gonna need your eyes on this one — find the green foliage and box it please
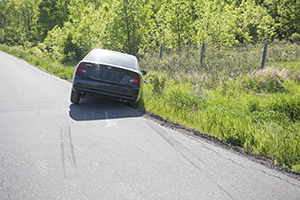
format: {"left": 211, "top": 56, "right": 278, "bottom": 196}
{"left": 147, "top": 72, "right": 167, "bottom": 94}
{"left": 36, "top": 0, "right": 70, "bottom": 41}
{"left": 0, "top": 0, "right": 39, "bottom": 45}
{"left": 291, "top": 33, "right": 300, "bottom": 44}
{"left": 267, "top": 96, "right": 300, "bottom": 123}
{"left": 0, "top": 44, "right": 75, "bottom": 81}
{"left": 62, "top": 31, "right": 82, "bottom": 62}
{"left": 277, "top": 0, "right": 300, "bottom": 39}
{"left": 292, "top": 164, "right": 300, "bottom": 172}
{"left": 156, "top": 0, "right": 195, "bottom": 50}
{"left": 234, "top": 0, "right": 275, "bottom": 43}
{"left": 1, "top": 0, "right": 300, "bottom": 51}
{"left": 109, "top": 0, "right": 142, "bottom": 53}
{"left": 194, "top": 0, "right": 239, "bottom": 46}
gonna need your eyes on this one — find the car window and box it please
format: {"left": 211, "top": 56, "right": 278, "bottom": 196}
{"left": 84, "top": 49, "right": 139, "bottom": 71}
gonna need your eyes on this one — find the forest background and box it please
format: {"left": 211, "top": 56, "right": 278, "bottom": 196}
{"left": 1, "top": 0, "right": 300, "bottom": 173}
{"left": 1, "top": 0, "right": 300, "bottom": 59}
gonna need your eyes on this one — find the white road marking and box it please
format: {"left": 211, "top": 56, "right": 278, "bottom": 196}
{"left": 105, "top": 111, "right": 117, "bottom": 128}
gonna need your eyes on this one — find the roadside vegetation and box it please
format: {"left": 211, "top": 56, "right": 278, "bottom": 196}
{"left": 140, "top": 43, "right": 300, "bottom": 172}
{"left": 0, "top": 44, "right": 75, "bottom": 82}
{"left": 1, "top": 0, "right": 300, "bottom": 172}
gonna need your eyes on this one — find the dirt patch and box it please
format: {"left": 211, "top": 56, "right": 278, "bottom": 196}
{"left": 143, "top": 111, "right": 300, "bottom": 181}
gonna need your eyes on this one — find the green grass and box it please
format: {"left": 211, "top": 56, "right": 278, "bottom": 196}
{"left": 140, "top": 42, "right": 300, "bottom": 171}
{"left": 0, "top": 44, "right": 76, "bottom": 82}
{"left": 143, "top": 71, "right": 300, "bottom": 170}
{"left": 1, "top": 43, "right": 300, "bottom": 172}
{"left": 271, "top": 59, "right": 300, "bottom": 70}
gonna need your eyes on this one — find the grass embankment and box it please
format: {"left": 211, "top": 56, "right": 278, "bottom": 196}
{"left": 1, "top": 43, "right": 300, "bottom": 172}
{"left": 0, "top": 44, "right": 75, "bottom": 82}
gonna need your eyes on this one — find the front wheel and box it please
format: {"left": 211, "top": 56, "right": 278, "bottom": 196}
{"left": 70, "top": 89, "right": 80, "bottom": 104}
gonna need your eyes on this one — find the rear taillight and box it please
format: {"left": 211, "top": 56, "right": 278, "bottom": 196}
{"left": 129, "top": 73, "right": 140, "bottom": 86}
{"left": 76, "top": 63, "right": 87, "bottom": 75}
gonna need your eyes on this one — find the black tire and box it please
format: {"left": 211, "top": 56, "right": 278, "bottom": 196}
{"left": 70, "top": 89, "right": 80, "bottom": 104}
{"left": 130, "top": 99, "right": 140, "bottom": 108}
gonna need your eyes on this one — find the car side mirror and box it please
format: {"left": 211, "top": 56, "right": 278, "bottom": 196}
{"left": 141, "top": 70, "right": 147, "bottom": 75}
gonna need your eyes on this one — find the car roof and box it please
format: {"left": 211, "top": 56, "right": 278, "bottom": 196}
{"left": 83, "top": 49, "right": 139, "bottom": 71}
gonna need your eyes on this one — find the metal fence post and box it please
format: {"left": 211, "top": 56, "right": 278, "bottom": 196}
{"left": 261, "top": 41, "right": 268, "bottom": 69}
{"left": 200, "top": 43, "right": 205, "bottom": 66}
{"left": 160, "top": 44, "right": 163, "bottom": 58}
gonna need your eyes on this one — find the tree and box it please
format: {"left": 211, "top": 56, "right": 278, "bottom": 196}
{"left": 43, "top": 0, "right": 109, "bottom": 61}
{"left": 108, "top": 0, "right": 142, "bottom": 54}
{"left": 1, "top": 0, "right": 35, "bottom": 45}
{"left": 1, "top": 0, "right": 296, "bottom": 55}
{"left": 0, "top": 0, "right": 8, "bottom": 43}
{"left": 36, "top": 0, "right": 70, "bottom": 41}
{"left": 235, "top": 0, "right": 275, "bottom": 43}
{"left": 277, "top": 0, "right": 300, "bottom": 39}
{"left": 194, "top": 0, "right": 239, "bottom": 46}
{"left": 156, "top": 0, "right": 195, "bottom": 50}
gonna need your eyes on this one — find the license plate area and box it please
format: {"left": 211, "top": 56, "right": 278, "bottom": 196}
{"left": 95, "top": 67, "right": 123, "bottom": 83}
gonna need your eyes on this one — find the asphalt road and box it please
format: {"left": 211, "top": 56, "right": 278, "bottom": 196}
{"left": 0, "top": 50, "right": 300, "bottom": 200}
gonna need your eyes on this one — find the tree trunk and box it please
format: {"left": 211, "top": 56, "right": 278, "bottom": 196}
{"left": 124, "top": 0, "right": 130, "bottom": 53}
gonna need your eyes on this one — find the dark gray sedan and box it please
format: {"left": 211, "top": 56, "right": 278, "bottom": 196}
{"left": 71, "top": 49, "right": 146, "bottom": 107}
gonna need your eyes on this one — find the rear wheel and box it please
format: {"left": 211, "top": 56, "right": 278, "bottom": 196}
{"left": 70, "top": 89, "right": 80, "bottom": 104}
{"left": 130, "top": 99, "right": 140, "bottom": 108}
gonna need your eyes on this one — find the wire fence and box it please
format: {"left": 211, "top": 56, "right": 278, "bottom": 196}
{"left": 138, "top": 42, "right": 300, "bottom": 88}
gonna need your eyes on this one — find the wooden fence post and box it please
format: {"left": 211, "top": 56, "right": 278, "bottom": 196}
{"left": 261, "top": 41, "right": 268, "bottom": 69}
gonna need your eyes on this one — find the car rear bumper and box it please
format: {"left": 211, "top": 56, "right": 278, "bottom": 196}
{"left": 72, "top": 76, "right": 140, "bottom": 102}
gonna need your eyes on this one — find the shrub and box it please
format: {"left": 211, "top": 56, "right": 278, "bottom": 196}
{"left": 291, "top": 33, "right": 300, "bottom": 44}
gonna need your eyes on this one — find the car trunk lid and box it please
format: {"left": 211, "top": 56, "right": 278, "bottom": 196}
{"left": 84, "top": 63, "right": 134, "bottom": 85}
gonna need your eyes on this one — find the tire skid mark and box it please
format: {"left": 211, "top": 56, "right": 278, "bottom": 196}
{"left": 0, "top": 179, "right": 4, "bottom": 189}
{"left": 60, "top": 126, "right": 77, "bottom": 179}
{"left": 0, "top": 156, "right": 7, "bottom": 190}
{"left": 146, "top": 120, "right": 249, "bottom": 200}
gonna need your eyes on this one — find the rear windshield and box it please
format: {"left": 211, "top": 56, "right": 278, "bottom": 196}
{"left": 84, "top": 49, "right": 139, "bottom": 71}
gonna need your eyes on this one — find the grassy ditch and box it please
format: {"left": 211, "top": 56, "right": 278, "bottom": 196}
{"left": 1, "top": 43, "right": 300, "bottom": 172}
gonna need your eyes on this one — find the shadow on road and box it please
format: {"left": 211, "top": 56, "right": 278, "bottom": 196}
{"left": 69, "top": 95, "right": 144, "bottom": 121}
